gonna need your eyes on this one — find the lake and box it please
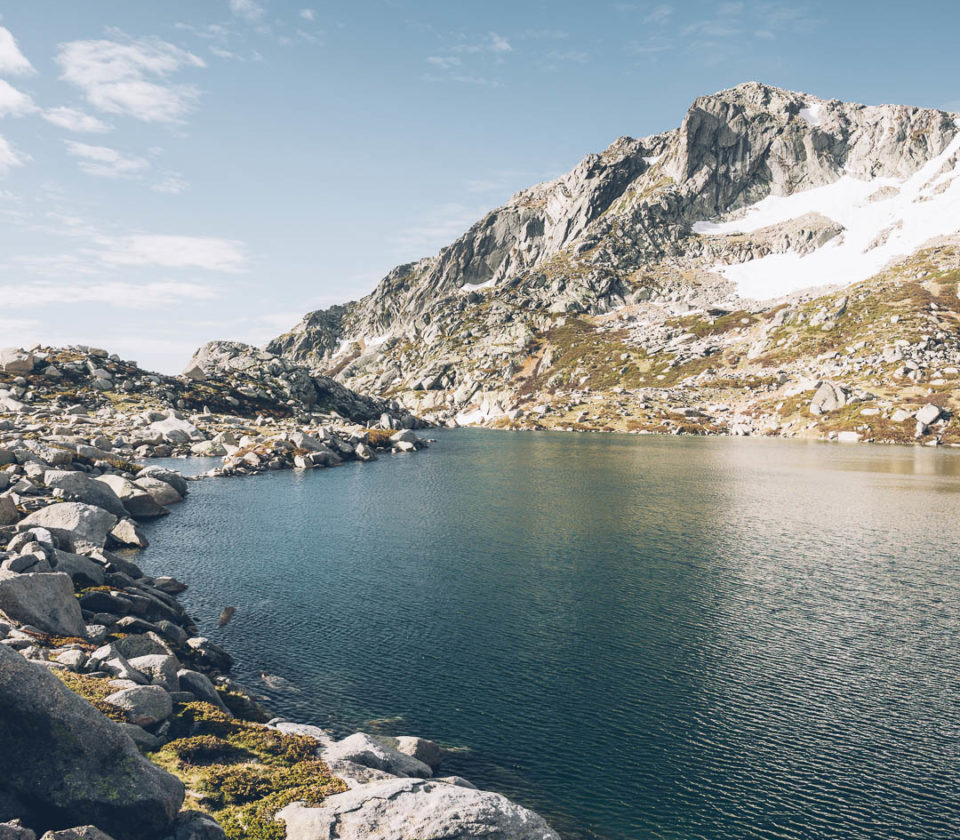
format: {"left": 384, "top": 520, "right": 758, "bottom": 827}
{"left": 144, "top": 431, "right": 960, "bottom": 840}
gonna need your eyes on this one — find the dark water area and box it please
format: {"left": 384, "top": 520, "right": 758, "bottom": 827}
{"left": 144, "top": 431, "right": 960, "bottom": 840}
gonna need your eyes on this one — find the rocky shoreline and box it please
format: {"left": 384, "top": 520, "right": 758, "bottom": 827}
{"left": 0, "top": 344, "right": 560, "bottom": 840}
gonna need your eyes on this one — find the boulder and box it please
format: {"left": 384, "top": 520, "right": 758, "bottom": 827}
{"left": 135, "top": 468, "right": 187, "bottom": 498}
{"left": 176, "top": 670, "right": 230, "bottom": 714}
{"left": 38, "top": 827, "right": 116, "bottom": 840}
{"left": 0, "top": 645, "right": 184, "bottom": 839}
{"left": 0, "top": 497, "right": 18, "bottom": 527}
{"left": 277, "top": 778, "right": 560, "bottom": 840}
{"left": 391, "top": 736, "right": 443, "bottom": 772}
{"left": 165, "top": 812, "right": 225, "bottom": 840}
{"left": 0, "top": 571, "right": 86, "bottom": 637}
{"left": 915, "top": 403, "right": 943, "bottom": 426}
{"left": 127, "top": 655, "right": 180, "bottom": 692}
{"left": 147, "top": 416, "right": 203, "bottom": 445}
{"left": 108, "top": 520, "right": 148, "bottom": 549}
{"left": 94, "top": 477, "right": 167, "bottom": 520}
{"left": 322, "top": 733, "right": 433, "bottom": 779}
{"left": 43, "top": 473, "right": 127, "bottom": 519}
{"left": 809, "top": 381, "right": 847, "bottom": 415}
{"left": 0, "top": 820, "right": 35, "bottom": 839}
{"left": 18, "top": 504, "right": 117, "bottom": 551}
{"left": 132, "top": 477, "right": 182, "bottom": 507}
{"left": 0, "top": 349, "right": 34, "bottom": 375}
{"left": 50, "top": 550, "right": 105, "bottom": 588}
{"left": 102, "top": 685, "right": 173, "bottom": 728}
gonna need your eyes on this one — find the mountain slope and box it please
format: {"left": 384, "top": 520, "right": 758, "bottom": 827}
{"left": 268, "top": 82, "right": 960, "bottom": 444}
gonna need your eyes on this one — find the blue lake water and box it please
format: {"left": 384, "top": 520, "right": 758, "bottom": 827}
{"left": 144, "top": 431, "right": 960, "bottom": 840}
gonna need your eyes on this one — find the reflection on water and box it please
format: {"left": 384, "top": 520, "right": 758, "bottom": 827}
{"left": 146, "top": 433, "right": 960, "bottom": 840}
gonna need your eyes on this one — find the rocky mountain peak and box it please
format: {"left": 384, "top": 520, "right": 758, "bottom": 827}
{"left": 266, "top": 82, "right": 960, "bottom": 437}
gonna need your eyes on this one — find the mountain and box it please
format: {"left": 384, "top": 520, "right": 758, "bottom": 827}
{"left": 267, "top": 82, "right": 960, "bottom": 444}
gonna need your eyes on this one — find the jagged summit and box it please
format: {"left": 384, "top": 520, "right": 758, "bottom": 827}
{"left": 264, "top": 83, "right": 960, "bottom": 439}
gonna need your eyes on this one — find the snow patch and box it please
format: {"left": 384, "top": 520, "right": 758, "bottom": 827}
{"left": 363, "top": 333, "right": 391, "bottom": 348}
{"left": 694, "top": 123, "right": 960, "bottom": 299}
{"left": 799, "top": 102, "right": 822, "bottom": 126}
{"left": 643, "top": 154, "right": 662, "bottom": 166}
{"left": 461, "top": 277, "right": 497, "bottom": 291}
{"left": 455, "top": 408, "right": 487, "bottom": 426}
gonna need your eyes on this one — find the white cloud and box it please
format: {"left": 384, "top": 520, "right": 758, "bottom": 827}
{"left": 300, "top": 9, "right": 316, "bottom": 21}
{"left": 56, "top": 37, "right": 205, "bottom": 124}
{"left": 391, "top": 203, "right": 485, "bottom": 258}
{"left": 0, "top": 27, "right": 34, "bottom": 76}
{"left": 645, "top": 4, "right": 674, "bottom": 24}
{"left": 0, "top": 134, "right": 26, "bottom": 176}
{"left": 151, "top": 173, "right": 189, "bottom": 194}
{"left": 96, "top": 234, "right": 247, "bottom": 272}
{"left": 230, "top": 0, "right": 266, "bottom": 20}
{"left": 0, "top": 80, "right": 37, "bottom": 117}
{"left": 64, "top": 141, "right": 150, "bottom": 179}
{"left": 0, "top": 279, "right": 218, "bottom": 309}
{"left": 43, "top": 106, "right": 111, "bottom": 133}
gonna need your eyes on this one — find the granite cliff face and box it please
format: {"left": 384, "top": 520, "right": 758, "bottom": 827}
{"left": 269, "top": 83, "right": 960, "bottom": 444}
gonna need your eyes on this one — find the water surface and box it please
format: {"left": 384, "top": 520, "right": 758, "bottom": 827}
{"left": 145, "top": 431, "right": 960, "bottom": 840}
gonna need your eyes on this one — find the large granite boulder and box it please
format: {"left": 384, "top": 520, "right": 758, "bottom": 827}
{"left": 17, "top": 504, "right": 117, "bottom": 551}
{"left": 0, "top": 645, "right": 184, "bottom": 839}
{"left": 93, "top": 477, "right": 167, "bottom": 520}
{"left": 277, "top": 778, "right": 560, "bottom": 840}
{"left": 0, "top": 571, "right": 86, "bottom": 636}
{"left": 322, "top": 733, "right": 433, "bottom": 779}
{"left": 42, "top": 473, "right": 127, "bottom": 520}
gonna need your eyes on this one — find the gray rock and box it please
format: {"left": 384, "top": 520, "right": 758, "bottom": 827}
{"left": 176, "top": 670, "right": 230, "bottom": 714}
{"left": 391, "top": 736, "right": 443, "bottom": 772}
{"left": 18, "top": 504, "right": 117, "bottom": 551}
{"left": 94, "top": 477, "right": 168, "bottom": 520}
{"left": 809, "top": 381, "right": 847, "bottom": 415}
{"left": 132, "top": 477, "right": 182, "bottom": 507}
{"left": 51, "top": 550, "right": 105, "bottom": 587}
{"left": 0, "top": 571, "right": 86, "bottom": 637}
{"left": 0, "top": 497, "right": 19, "bottom": 527}
{"left": 117, "top": 723, "right": 162, "bottom": 752}
{"left": 166, "top": 812, "right": 225, "bottom": 840}
{"left": 127, "top": 655, "right": 180, "bottom": 692}
{"left": 277, "top": 777, "right": 560, "bottom": 840}
{"left": 322, "top": 733, "right": 433, "bottom": 779}
{"left": 0, "top": 644, "right": 183, "bottom": 839}
{"left": 0, "top": 821, "right": 35, "bottom": 839}
{"left": 0, "top": 349, "right": 34, "bottom": 375}
{"left": 108, "top": 519, "right": 149, "bottom": 549}
{"left": 915, "top": 403, "right": 943, "bottom": 425}
{"left": 102, "top": 685, "right": 173, "bottom": 727}
{"left": 135, "top": 468, "right": 187, "bottom": 498}
{"left": 43, "top": 472, "right": 127, "bottom": 519}
{"left": 39, "top": 827, "right": 116, "bottom": 840}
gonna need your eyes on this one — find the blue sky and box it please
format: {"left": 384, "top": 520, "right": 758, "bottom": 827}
{"left": 0, "top": 0, "right": 958, "bottom": 373}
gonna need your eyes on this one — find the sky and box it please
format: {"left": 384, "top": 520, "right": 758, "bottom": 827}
{"left": 0, "top": 0, "right": 958, "bottom": 374}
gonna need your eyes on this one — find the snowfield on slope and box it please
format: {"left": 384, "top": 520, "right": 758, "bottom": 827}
{"left": 694, "top": 121, "right": 960, "bottom": 299}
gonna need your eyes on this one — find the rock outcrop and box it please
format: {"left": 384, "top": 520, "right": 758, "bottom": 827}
{"left": 0, "top": 645, "right": 184, "bottom": 840}
{"left": 277, "top": 778, "right": 561, "bottom": 840}
{"left": 265, "top": 83, "right": 960, "bottom": 445}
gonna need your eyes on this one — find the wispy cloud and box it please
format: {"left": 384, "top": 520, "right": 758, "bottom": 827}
{"left": 151, "top": 173, "right": 190, "bottom": 194}
{"left": 43, "top": 106, "right": 112, "bottom": 133}
{"left": 0, "top": 79, "right": 37, "bottom": 117}
{"left": 390, "top": 202, "right": 485, "bottom": 259}
{"left": 300, "top": 9, "right": 316, "bottom": 21}
{"left": 0, "top": 279, "right": 218, "bottom": 308}
{"left": 0, "top": 26, "right": 35, "bottom": 75}
{"left": 425, "top": 31, "right": 514, "bottom": 86}
{"left": 56, "top": 36, "right": 205, "bottom": 124}
{"left": 0, "top": 135, "right": 27, "bottom": 176}
{"left": 64, "top": 141, "right": 150, "bottom": 179}
{"left": 229, "top": 0, "right": 266, "bottom": 21}
{"left": 95, "top": 234, "right": 248, "bottom": 272}
{"left": 629, "top": 1, "right": 816, "bottom": 64}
